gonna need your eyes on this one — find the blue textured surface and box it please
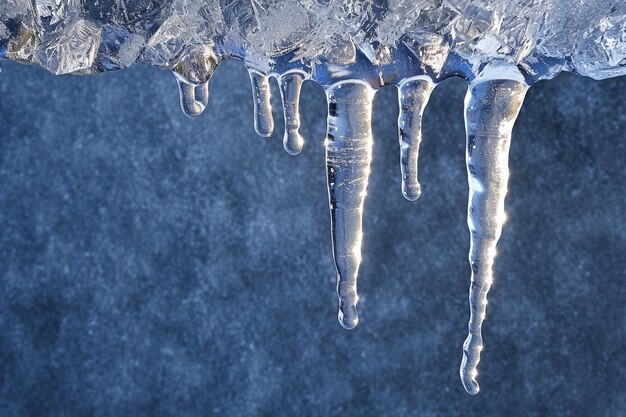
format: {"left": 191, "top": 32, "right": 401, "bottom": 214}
{"left": 0, "top": 60, "right": 625, "bottom": 416}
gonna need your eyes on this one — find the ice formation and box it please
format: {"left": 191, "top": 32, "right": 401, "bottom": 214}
{"left": 1, "top": 0, "right": 625, "bottom": 395}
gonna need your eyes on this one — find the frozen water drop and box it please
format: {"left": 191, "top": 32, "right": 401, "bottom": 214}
{"left": 249, "top": 70, "right": 274, "bottom": 137}
{"left": 460, "top": 74, "right": 528, "bottom": 395}
{"left": 397, "top": 77, "right": 434, "bottom": 201}
{"left": 176, "top": 78, "right": 209, "bottom": 118}
{"left": 325, "top": 81, "right": 375, "bottom": 330}
{"left": 172, "top": 46, "right": 220, "bottom": 117}
{"left": 279, "top": 72, "right": 305, "bottom": 155}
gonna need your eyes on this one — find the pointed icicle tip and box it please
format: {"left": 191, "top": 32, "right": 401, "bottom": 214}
{"left": 324, "top": 81, "right": 375, "bottom": 330}
{"left": 397, "top": 77, "right": 434, "bottom": 201}
{"left": 279, "top": 72, "right": 305, "bottom": 155}
{"left": 249, "top": 70, "right": 274, "bottom": 138}
{"left": 460, "top": 76, "right": 528, "bottom": 395}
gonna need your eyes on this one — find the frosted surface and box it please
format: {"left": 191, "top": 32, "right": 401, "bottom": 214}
{"left": 0, "top": 0, "right": 624, "bottom": 80}
{"left": 1, "top": 0, "right": 625, "bottom": 395}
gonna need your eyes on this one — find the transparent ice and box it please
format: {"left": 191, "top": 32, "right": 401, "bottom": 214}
{"left": 1, "top": 0, "right": 625, "bottom": 395}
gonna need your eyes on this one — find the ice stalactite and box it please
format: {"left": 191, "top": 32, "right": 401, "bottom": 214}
{"left": 176, "top": 79, "right": 209, "bottom": 118}
{"left": 249, "top": 70, "right": 274, "bottom": 137}
{"left": 279, "top": 72, "right": 305, "bottom": 155}
{"left": 325, "top": 81, "right": 375, "bottom": 330}
{"left": 172, "top": 47, "right": 219, "bottom": 119}
{"left": 460, "top": 75, "right": 528, "bottom": 395}
{"left": 397, "top": 77, "right": 435, "bottom": 201}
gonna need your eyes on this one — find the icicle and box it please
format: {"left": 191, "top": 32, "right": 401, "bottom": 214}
{"left": 172, "top": 46, "right": 219, "bottom": 118}
{"left": 460, "top": 77, "right": 528, "bottom": 395}
{"left": 279, "top": 72, "right": 304, "bottom": 155}
{"left": 325, "top": 81, "right": 375, "bottom": 329}
{"left": 397, "top": 77, "right": 434, "bottom": 200}
{"left": 249, "top": 70, "right": 274, "bottom": 137}
{"left": 176, "top": 79, "right": 209, "bottom": 118}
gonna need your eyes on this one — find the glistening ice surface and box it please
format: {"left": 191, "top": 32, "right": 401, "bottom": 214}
{"left": 1, "top": 0, "right": 625, "bottom": 394}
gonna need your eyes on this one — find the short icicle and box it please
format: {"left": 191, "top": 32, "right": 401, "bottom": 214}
{"left": 249, "top": 70, "right": 274, "bottom": 137}
{"left": 176, "top": 79, "right": 209, "bottom": 118}
{"left": 279, "top": 72, "right": 305, "bottom": 155}
{"left": 397, "top": 77, "right": 434, "bottom": 200}
{"left": 460, "top": 77, "right": 528, "bottom": 395}
{"left": 325, "top": 81, "right": 375, "bottom": 329}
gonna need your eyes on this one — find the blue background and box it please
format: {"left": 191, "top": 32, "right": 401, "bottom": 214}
{"left": 0, "top": 60, "right": 625, "bottom": 416}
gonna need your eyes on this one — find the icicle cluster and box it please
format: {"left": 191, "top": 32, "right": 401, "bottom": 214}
{"left": 1, "top": 0, "right": 625, "bottom": 395}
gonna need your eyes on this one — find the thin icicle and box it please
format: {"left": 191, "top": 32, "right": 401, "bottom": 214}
{"left": 325, "top": 81, "right": 375, "bottom": 329}
{"left": 397, "top": 77, "right": 434, "bottom": 200}
{"left": 279, "top": 72, "right": 304, "bottom": 155}
{"left": 249, "top": 70, "right": 274, "bottom": 137}
{"left": 460, "top": 77, "right": 528, "bottom": 395}
{"left": 176, "top": 79, "right": 209, "bottom": 118}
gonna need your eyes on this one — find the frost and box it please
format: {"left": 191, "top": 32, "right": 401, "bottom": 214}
{"left": 37, "top": 19, "right": 102, "bottom": 74}
{"left": 0, "top": 0, "right": 622, "bottom": 79}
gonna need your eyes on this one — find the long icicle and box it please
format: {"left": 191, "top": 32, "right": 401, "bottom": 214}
{"left": 249, "top": 70, "right": 274, "bottom": 137}
{"left": 397, "top": 77, "right": 434, "bottom": 200}
{"left": 460, "top": 77, "right": 528, "bottom": 394}
{"left": 325, "top": 82, "right": 375, "bottom": 329}
{"left": 279, "top": 72, "right": 305, "bottom": 155}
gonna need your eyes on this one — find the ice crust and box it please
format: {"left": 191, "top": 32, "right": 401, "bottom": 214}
{"left": 0, "top": 0, "right": 624, "bottom": 81}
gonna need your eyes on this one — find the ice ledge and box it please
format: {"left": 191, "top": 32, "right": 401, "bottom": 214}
{"left": 0, "top": 1, "right": 624, "bottom": 83}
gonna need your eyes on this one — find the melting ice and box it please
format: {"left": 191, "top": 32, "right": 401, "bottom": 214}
{"left": 1, "top": 0, "right": 625, "bottom": 395}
